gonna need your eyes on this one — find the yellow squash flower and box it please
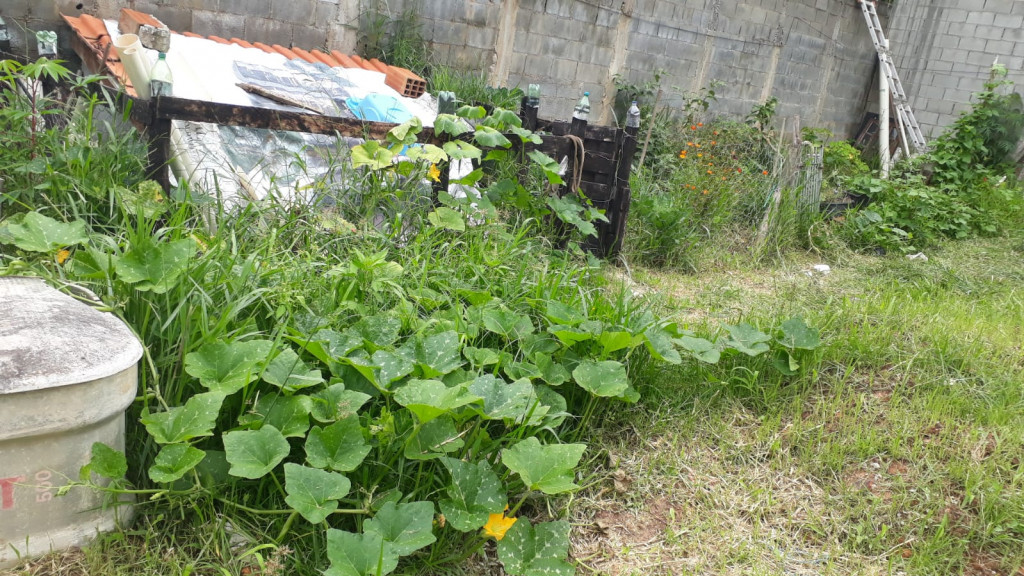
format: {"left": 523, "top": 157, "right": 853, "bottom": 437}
{"left": 56, "top": 249, "right": 71, "bottom": 264}
{"left": 482, "top": 511, "right": 517, "bottom": 540}
{"left": 428, "top": 164, "right": 441, "bottom": 182}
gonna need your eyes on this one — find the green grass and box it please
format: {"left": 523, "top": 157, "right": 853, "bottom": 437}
{"left": 573, "top": 232, "right": 1024, "bottom": 575}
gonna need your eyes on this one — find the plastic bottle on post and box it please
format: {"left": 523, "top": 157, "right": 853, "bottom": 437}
{"left": 572, "top": 91, "right": 590, "bottom": 121}
{"left": 626, "top": 100, "right": 641, "bottom": 128}
{"left": 150, "top": 52, "right": 173, "bottom": 97}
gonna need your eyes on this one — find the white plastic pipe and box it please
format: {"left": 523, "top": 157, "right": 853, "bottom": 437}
{"left": 120, "top": 46, "right": 152, "bottom": 100}
{"left": 879, "top": 59, "right": 891, "bottom": 178}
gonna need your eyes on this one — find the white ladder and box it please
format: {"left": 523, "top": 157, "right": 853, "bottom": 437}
{"left": 858, "top": 0, "right": 926, "bottom": 156}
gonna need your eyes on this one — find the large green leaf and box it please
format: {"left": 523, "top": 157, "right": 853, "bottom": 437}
{"left": 394, "top": 379, "right": 479, "bottom": 424}
{"left": 223, "top": 425, "right": 290, "bottom": 479}
{"left": 598, "top": 331, "right": 636, "bottom": 356}
{"left": 442, "top": 140, "right": 482, "bottom": 161}
{"left": 427, "top": 207, "right": 466, "bottom": 232}
{"left": 722, "top": 323, "right": 771, "bottom": 356}
{"left": 305, "top": 416, "right": 371, "bottom": 472}
{"left": 184, "top": 339, "right": 274, "bottom": 394}
{"left": 404, "top": 415, "right": 464, "bottom": 460}
{"left": 325, "top": 529, "right": 398, "bottom": 576}
{"left": 82, "top": 442, "right": 127, "bottom": 480}
{"left": 498, "top": 519, "right": 574, "bottom": 576}
{"left": 547, "top": 325, "right": 593, "bottom": 346}
{"left": 572, "top": 360, "right": 628, "bottom": 398}
{"left": 482, "top": 308, "right": 535, "bottom": 340}
{"left": 351, "top": 315, "right": 402, "bottom": 349}
{"left": 263, "top": 348, "right": 324, "bottom": 393}
{"left": 778, "top": 317, "right": 821, "bottom": 350}
{"left": 310, "top": 382, "right": 372, "bottom": 423}
{"left": 237, "top": 393, "right": 313, "bottom": 438}
{"left": 534, "top": 353, "right": 571, "bottom": 386}
{"left": 400, "top": 330, "right": 463, "bottom": 378}
{"left": 473, "top": 125, "right": 512, "bottom": 148}
{"left": 350, "top": 141, "right": 395, "bottom": 170}
{"left": 434, "top": 114, "right": 471, "bottom": 137}
{"left": 527, "top": 150, "right": 564, "bottom": 185}
{"left": 114, "top": 237, "right": 197, "bottom": 293}
{"left": 502, "top": 437, "right": 586, "bottom": 494}
{"left": 535, "top": 385, "right": 568, "bottom": 428}
{"left": 371, "top": 350, "right": 415, "bottom": 387}
{"left": 148, "top": 444, "right": 206, "bottom": 484}
{"left": 439, "top": 458, "right": 508, "bottom": 532}
{"left": 544, "top": 301, "right": 585, "bottom": 326}
{"left": 468, "top": 375, "right": 537, "bottom": 422}
{"left": 643, "top": 325, "right": 682, "bottom": 364}
{"left": 3, "top": 212, "right": 88, "bottom": 252}
{"left": 386, "top": 117, "right": 422, "bottom": 146}
{"left": 141, "top": 391, "right": 225, "bottom": 444}
{"left": 674, "top": 335, "right": 720, "bottom": 364}
{"left": 364, "top": 501, "right": 436, "bottom": 556}
{"left": 284, "top": 463, "right": 352, "bottom": 524}
{"left": 463, "top": 346, "right": 501, "bottom": 369}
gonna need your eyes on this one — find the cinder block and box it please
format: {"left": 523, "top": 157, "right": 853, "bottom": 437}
{"left": 983, "top": 0, "right": 1015, "bottom": 12}
{"left": 192, "top": 10, "right": 246, "bottom": 40}
{"left": 975, "top": 25, "right": 1005, "bottom": 40}
{"left": 272, "top": 0, "right": 316, "bottom": 26}
{"left": 220, "top": 0, "right": 260, "bottom": 16}
{"left": 985, "top": 38, "right": 1013, "bottom": 54}
{"left": 291, "top": 24, "right": 327, "bottom": 48}
{"left": 958, "top": 36, "right": 987, "bottom": 51}
{"left": 467, "top": 26, "right": 493, "bottom": 50}
{"left": 245, "top": 16, "right": 292, "bottom": 45}
{"left": 966, "top": 11, "right": 997, "bottom": 25}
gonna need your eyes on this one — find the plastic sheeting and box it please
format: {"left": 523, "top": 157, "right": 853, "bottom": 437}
{"left": 101, "top": 20, "right": 439, "bottom": 205}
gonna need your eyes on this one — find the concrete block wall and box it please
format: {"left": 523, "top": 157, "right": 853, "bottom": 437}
{"left": 1, "top": 0, "right": 360, "bottom": 61}
{"left": 889, "top": 0, "right": 1024, "bottom": 138}
{"left": 403, "top": 0, "right": 881, "bottom": 136}
{"left": 7, "top": 0, "right": 885, "bottom": 137}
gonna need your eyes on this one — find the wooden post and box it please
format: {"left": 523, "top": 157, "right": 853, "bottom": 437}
{"left": 147, "top": 116, "right": 173, "bottom": 191}
{"left": 607, "top": 113, "right": 640, "bottom": 258}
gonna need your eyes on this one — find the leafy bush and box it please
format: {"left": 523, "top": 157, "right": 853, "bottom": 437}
{"left": 0, "top": 61, "right": 822, "bottom": 575}
{"left": 843, "top": 67, "right": 1024, "bottom": 252}
{"left": 626, "top": 119, "right": 778, "bottom": 268}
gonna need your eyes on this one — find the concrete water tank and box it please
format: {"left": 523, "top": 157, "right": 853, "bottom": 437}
{"left": 0, "top": 276, "right": 142, "bottom": 567}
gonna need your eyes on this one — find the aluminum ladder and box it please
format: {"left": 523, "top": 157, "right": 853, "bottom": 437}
{"left": 858, "top": 0, "right": 926, "bottom": 156}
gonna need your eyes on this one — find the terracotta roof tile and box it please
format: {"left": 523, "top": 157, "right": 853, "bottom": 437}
{"left": 62, "top": 7, "right": 428, "bottom": 99}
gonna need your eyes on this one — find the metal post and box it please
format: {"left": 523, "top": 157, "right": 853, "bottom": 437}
{"left": 879, "top": 57, "right": 891, "bottom": 178}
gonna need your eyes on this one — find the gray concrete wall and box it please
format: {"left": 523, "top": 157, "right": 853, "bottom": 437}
{"left": 6, "top": 0, "right": 885, "bottom": 137}
{"left": 889, "top": 0, "right": 1024, "bottom": 138}
{"left": 1, "top": 0, "right": 360, "bottom": 59}
{"left": 367, "top": 0, "right": 882, "bottom": 137}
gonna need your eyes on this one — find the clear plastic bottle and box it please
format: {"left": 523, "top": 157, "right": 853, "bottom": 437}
{"left": 572, "top": 91, "right": 590, "bottom": 121}
{"left": 626, "top": 100, "right": 641, "bottom": 128}
{"left": 150, "top": 52, "right": 173, "bottom": 97}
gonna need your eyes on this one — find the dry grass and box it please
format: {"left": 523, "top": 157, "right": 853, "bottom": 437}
{"left": 574, "top": 235, "right": 1024, "bottom": 576}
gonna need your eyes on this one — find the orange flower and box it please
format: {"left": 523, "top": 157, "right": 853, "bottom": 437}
{"left": 762, "top": 170, "right": 769, "bottom": 175}
{"left": 702, "top": 189, "right": 709, "bottom": 195}
{"left": 56, "top": 249, "right": 71, "bottom": 264}
{"left": 697, "top": 153, "right": 703, "bottom": 158}
{"left": 737, "top": 168, "right": 742, "bottom": 173}
{"left": 687, "top": 142, "right": 694, "bottom": 147}
{"left": 482, "top": 511, "right": 518, "bottom": 540}
{"left": 707, "top": 170, "right": 713, "bottom": 175}
{"left": 695, "top": 143, "right": 701, "bottom": 148}
{"left": 714, "top": 130, "right": 720, "bottom": 135}
{"left": 690, "top": 125, "right": 696, "bottom": 130}
{"left": 698, "top": 122, "right": 704, "bottom": 127}
{"left": 711, "top": 141, "right": 717, "bottom": 145}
